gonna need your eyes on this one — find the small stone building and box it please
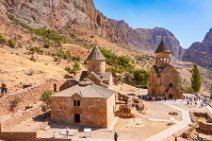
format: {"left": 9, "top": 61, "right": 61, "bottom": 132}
{"left": 148, "top": 37, "right": 183, "bottom": 99}
{"left": 51, "top": 81, "right": 116, "bottom": 128}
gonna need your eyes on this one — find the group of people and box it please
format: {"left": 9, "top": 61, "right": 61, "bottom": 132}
{"left": 184, "top": 95, "right": 209, "bottom": 107}
{"left": 141, "top": 95, "right": 175, "bottom": 101}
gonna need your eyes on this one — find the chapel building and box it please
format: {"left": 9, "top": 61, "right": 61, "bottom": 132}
{"left": 148, "top": 37, "right": 183, "bottom": 99}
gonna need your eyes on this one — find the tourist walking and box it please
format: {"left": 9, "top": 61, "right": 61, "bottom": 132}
{"left": 114, "top": 132, "right": 118, "bottom": 141}
{"left": 174, "top": 136, "right": 178, "bottom": 141}
{"left": 66, "top": 127, "right": 69, "bottom": 138}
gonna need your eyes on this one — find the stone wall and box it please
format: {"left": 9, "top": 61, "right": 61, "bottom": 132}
{"left": 199, "top": 122, "right": 212, "bottom": 134}
{"left": 0, "top": 105, "right": 43, "bottom": 131}
{"left": 0, "top": 79, "right": 60, "bottom": 116}
{"left": 107, "top": 94, "right": 115, "bottom": 126}
{"left": 0, "top": 131, "right": 72, "bottom": 141}
{"left": 87, "top": 60, "right": 105, "bottom": 74}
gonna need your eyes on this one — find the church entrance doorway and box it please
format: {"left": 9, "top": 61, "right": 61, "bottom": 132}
{"left": 74, "top": 114, "right": 80, "bottom": 123}
{"left": 169, "top": 94, "right": 173, "bottom": 99}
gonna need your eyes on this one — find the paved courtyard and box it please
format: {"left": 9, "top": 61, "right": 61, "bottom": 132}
{"left": 2, "top": 97, "right": 212, "bottom": 141}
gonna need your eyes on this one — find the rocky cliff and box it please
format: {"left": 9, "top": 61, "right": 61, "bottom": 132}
{"left": 0, "top": 0, "right": 183, "bottom": 58}
{"left": 183, "top": 28, "right": 212, "bottom": 67}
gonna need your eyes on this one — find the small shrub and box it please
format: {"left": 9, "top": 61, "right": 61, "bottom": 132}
{"left": 30, "top": 54, "right": 36, "bottom": 62}
{"left": 30, "top": 47, "right": 43, "bottom": 54}
{"left": 7, "top": 39, "right": 16, "bottom": 48}
{"left": 41, "top": 90, "right": 54, "bottom": 110}
{"left": 65, "top": 63, "right": 81, "bottom": 75}
{"left": 0, "top": 33, "right": 7, "bottom": 45}
{"left": 43, "top": 41, "right": 51, "bottom": 48}
{"left": 55, "top": 50, "right": 81, "bottom": 61}
{"left": 11, "top": 96, "right": 21, "bottom": 108}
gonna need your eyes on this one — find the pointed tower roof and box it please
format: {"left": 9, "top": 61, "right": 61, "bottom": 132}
{"left": 87, "top": 46, "right": 106, "bottom": 61}
{"left": 155, "top": 37, "right": 171, "bottom": 53}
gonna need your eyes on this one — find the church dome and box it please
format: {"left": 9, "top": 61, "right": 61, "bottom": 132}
{"left": 87, "top": 46, "right": 106, "bottom": 61}
{"left": 155, "top": 37, "right": 171, "bottom": 53}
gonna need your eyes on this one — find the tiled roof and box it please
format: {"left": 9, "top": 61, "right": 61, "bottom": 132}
{"left": 52, "top": 84, "right": 114, "bottom": 98}
{"left": 87, "top": 46, "right": 106, "bottom": 61}
{"left": 155, "top": 37, "right": 171, "bottom": 53}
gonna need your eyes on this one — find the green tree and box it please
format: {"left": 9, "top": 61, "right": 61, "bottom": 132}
{"left": 191, "top": 64, "right": 201, "bottom": 93}
{"left": 41, "top": 90, "right": 53, "bottom": 109}
{"left": 133, "top": 69, "right": 150, "bottom": 86}
{"left": 210, "top": 86, "right": 212, "bottom": 100}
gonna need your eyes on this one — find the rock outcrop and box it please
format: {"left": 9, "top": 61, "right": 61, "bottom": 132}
{"left": 0, "top": 0, "right": 183, "bottom": 58}
{"left": 183, "top": 28, "right": 212, "bottom": 67}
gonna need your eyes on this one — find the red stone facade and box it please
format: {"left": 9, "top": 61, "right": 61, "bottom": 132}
{"left": 51, "top": 93, "right": 115, "bottom": 128}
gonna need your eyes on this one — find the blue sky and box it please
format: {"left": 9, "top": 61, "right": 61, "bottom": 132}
{"left": 93, "top": 0, "right": 212, "bottom": 48}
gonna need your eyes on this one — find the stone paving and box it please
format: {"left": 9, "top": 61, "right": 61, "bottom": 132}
{"left": 205, "top": 105, "right": 212, "bottom": 114}
{"left": 144, "top": 101, "right": 192, "bottom": 141}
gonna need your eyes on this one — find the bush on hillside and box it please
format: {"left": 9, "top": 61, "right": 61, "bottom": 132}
{"left": 100, "top": 47, "right": 134, "bottom": 72}
{"left": 0, "top": 33, "right": 7, "bottom": 45}
{"left": 7, "top": 39, "right": 16, "bottom": 48}
{"left": 65, "top": 63, "right": 81, "bottom": 75}
{"left": 30, "top": 47, "right": 43, "bottom": 54}
{"left": 55, "top": 50, "right": 81, "bottom": 61}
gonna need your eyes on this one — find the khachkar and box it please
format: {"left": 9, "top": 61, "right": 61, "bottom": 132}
{"left": 148, "top": 37, "right": 183, "bottom": 99}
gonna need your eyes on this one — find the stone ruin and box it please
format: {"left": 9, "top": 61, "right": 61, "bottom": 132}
{"left": 116, "top": 104, "right": 134, "bottom": 118}
{"left": 189, "top": 112, "right": 212, "bottom": 134}
{"left": 116, "top": 93, "right": 145, "bottom": 118}
{"left": 131, "top": 97, "right": 145, "bottom": 111}
{"left": 180, "top": 111, "right": 212, "bottom": 140}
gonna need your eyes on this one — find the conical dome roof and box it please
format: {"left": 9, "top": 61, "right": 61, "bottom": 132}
{"left": 87, "top": 46, "right": 106, "bottom": 61}
{"left": 155, "top": 37, "right": 171, "bottom": 53}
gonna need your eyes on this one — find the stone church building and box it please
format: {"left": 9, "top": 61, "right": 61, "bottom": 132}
{"left": 148, "top": 38, "right": 183, "bottom": 99}
{"left": 51, "top": 46, "right": 116, "bottom": 128}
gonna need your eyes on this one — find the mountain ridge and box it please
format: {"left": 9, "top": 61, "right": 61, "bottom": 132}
{"left": 183, "top": 28, "right": 212, "bottom": 67}
{"left": 0, "top": 0, "right": 183, "bottom": 58}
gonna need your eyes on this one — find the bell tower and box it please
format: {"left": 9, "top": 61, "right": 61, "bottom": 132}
{"left": 155, "top": 37, "right": 171, "bottom": 68}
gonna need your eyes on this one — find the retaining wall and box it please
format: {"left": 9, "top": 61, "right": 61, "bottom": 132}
{"left": 0, "top": 79, "right": 60, "bottom": 116}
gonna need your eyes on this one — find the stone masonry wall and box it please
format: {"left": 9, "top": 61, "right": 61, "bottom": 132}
{"left": 51, "top": 95, "right": 109, "bottom": 128}
{"left": 107, "top": 94, "right": 115, "bottom": 127}
{"left": 0, "top": 105, "right": 43, "bottom": 131}
{"left": 0, "top": 79, "right": 60, "bottom": 116}
{"left": 0, "top": 131, "right": 72, "bottom": 141}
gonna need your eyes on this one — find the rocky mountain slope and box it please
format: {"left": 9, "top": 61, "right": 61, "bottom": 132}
{"left": 183, "top": 28, "right": 212, "bottom": 67}
{"left": 0, "top": 0, "right": 211, "bottom": 96}
{"left": 0, "top": 0, "right": 183, "bottom": 58}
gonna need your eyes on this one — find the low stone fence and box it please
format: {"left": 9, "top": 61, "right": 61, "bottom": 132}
{"left": 0, "top": 105, "right": 43, "bottom": 131}
{"left": 166, "top": 124, "right": 198, "bottom": 140}
{"left": 0, "top": 131, "right": 37, "bottom": 141}
{"left": 0, "top": 131, "right": 72, "bottom": 141}
{"left": 0, "top": 104, "right": 72, "bottom": 141}
{"left": 190, "top": 111, "right": 212, "bottom": 123}
{"left": 0, "top": 79, "right": 60, "bottom": 116}
{"left": 199, "top": 121, "right": 212, "bottom": 134}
